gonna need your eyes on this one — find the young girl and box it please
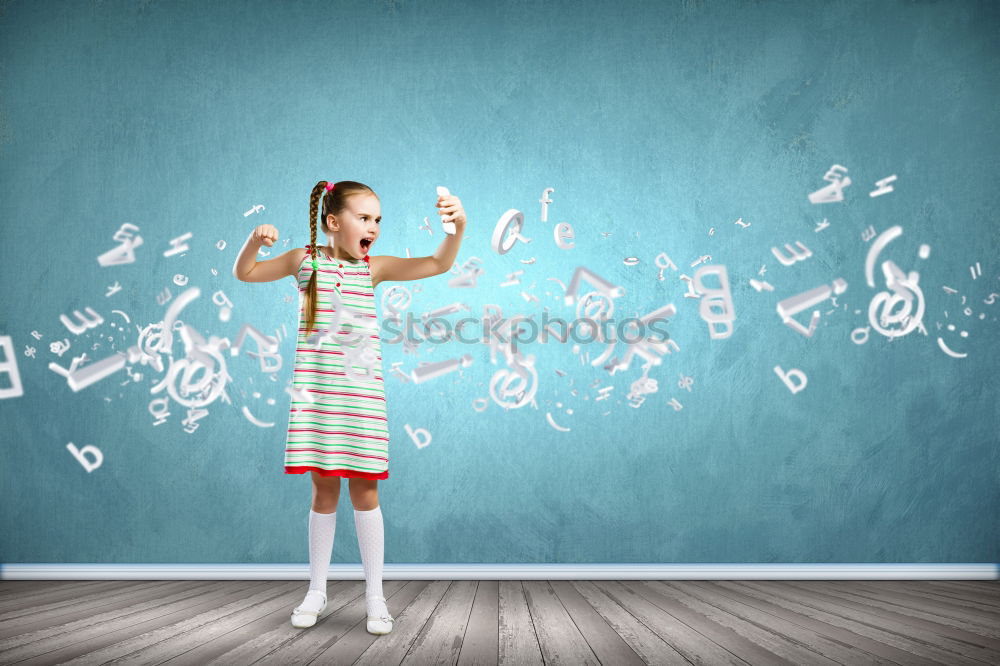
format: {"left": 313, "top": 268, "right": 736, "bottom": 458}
{"left": 233, "top": 180, "right": 467, "bottom": 634}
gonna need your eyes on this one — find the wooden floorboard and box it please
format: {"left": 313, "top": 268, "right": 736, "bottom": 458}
{"left": 0, "top": 580, "right": 996, "bottom": 665}
{"left": 457, "top": 579, "right": 498, "bottom": 665}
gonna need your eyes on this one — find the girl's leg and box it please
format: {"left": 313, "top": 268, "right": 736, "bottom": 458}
{"left": 311, "top": 470, "right": 341, "bottom": 512}
{"left": 308, "top": 471, "right": 341, "bottom": 596}
{"left": 349, "top": 478, "right": 389, "bottom": 619}
{"left": 292, "top": 472, "right": 340, "bottom": 625}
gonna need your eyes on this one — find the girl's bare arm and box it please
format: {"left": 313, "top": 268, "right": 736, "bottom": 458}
{"left": 233, "top": 229, "right": 304, "bottom": 282}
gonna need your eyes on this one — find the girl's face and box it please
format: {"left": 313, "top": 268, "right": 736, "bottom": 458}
{"left": 326, "top": 194, "right": 381, "bottom": 259}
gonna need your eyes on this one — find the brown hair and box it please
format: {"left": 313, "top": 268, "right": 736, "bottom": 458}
{"left": 303, "top": 180, "right": 378, "bottom": 334}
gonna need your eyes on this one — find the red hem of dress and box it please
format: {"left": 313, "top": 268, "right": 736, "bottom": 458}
{"left": 285, "top": 466, "right": 388, "bottom": 479}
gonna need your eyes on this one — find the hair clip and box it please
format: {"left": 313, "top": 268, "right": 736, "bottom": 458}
{"left": 325, "top": 182, "right": 335, "bottom": 192}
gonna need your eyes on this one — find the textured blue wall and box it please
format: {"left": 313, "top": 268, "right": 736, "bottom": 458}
{"left": 1, "top": 0, "right": 997, "bottom": 565}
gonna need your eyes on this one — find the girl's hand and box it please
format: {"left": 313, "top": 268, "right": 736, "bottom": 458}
{"left": 251, "top": 224, "right": 279, "bottom": 247}
{"left": 436, "top": 194, "right": 467, "bottom": 228}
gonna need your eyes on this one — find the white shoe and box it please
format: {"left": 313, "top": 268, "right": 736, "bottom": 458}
{"left": 366, "top": 595, "right": 394, "bottom": 635}
{"left": 291, "top": 590, "right": 327, "bottom": 628}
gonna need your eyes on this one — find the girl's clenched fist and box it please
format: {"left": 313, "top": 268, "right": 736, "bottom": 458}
{"left": 252, "top": 224, "right": 279, "bottom": 247}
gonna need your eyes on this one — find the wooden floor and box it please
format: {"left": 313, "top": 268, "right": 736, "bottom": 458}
{"left": 0, "top": 579, "right": 997, "bottom": 665}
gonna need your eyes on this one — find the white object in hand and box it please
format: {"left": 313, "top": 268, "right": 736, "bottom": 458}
{"left": 437, "top": 186, "right": 456, "bottom": 235}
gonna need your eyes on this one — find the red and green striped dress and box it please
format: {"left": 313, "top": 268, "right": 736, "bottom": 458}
{"left": 284, "top": 247, "right": 389, "bottom": 479}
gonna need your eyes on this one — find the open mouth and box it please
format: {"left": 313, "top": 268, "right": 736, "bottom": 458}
{"left": 360, "top": 238, "right": 373, "bottom": 253}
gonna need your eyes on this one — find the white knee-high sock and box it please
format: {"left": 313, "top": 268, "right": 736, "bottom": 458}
{"left": 308, "top": 509, "right": 337, "bottom": 596}
{"left": 354, "top": 506, "right": 388, "bottom": 617}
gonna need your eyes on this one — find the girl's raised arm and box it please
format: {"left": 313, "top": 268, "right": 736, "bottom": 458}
{"left": 369, "top": 255, "right": 446, "bottom": 289}
{"left": 233, "top": 225, "right": 304, "bottom": 282}
{"left": 370, "top": 225, "right": 465, "bottom": 288}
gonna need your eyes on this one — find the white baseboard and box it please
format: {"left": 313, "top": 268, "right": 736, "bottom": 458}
{"left": 2, "top": 563, "right": 997, "bottom": 580}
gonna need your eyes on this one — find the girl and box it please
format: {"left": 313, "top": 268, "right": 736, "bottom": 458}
{"left": 233, "top": 180, "right": 467, "bottom": 634}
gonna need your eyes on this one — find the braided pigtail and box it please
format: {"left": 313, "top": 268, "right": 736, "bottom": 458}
{"left": 303, "top": 181, "right": 326, "bottom": 335}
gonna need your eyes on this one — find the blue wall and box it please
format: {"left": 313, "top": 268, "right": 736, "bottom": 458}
{"left": 1, "top": 0, "right": 997, "bottom": 565}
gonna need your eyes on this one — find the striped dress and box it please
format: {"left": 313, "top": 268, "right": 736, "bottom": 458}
{"left": 283, "top": 247, "right": 389, "bottom": 479}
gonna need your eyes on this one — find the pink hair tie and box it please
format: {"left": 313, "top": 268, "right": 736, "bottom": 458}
{"left": 325, "top": 182, "right": 335, "bottom": 192}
